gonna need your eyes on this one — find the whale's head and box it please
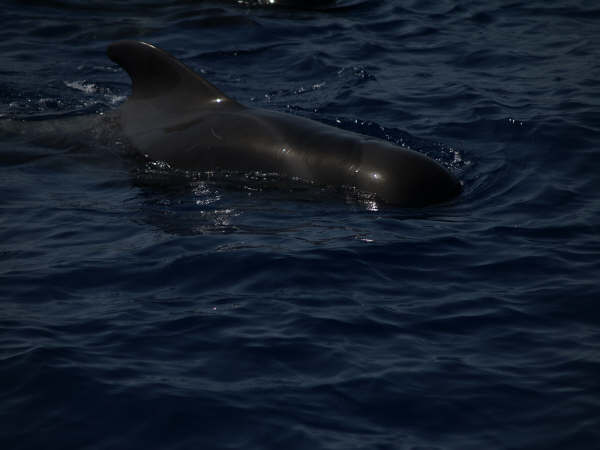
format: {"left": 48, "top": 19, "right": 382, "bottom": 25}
{"left": 358, "top": 140, "right": 462, "bottom": 207}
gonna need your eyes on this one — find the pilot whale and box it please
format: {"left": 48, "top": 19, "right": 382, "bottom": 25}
{"left": 108, "top": 40, "right": 462, "bottom": 206}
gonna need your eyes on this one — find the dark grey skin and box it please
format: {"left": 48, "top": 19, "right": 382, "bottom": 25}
{"left": 108, "top": 40, "right": 462, "bottom": 207}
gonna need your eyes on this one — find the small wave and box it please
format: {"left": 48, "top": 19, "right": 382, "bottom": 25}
{"left": 64, "top": 80, "right": 97, "bottom": 94}
{"left": 109, "top": 94, "right": 126, "bottom": 105}
{"left": 234, "top": 0, "right": 350, "bottom": 10}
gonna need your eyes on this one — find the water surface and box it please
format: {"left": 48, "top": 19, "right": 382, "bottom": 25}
{"left": 1, "top": 1, "right": 599, "bottom": 449}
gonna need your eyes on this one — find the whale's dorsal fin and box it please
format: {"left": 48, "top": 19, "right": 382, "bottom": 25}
{"left": 107, "top": 40, "right": 239, "bottom": 107}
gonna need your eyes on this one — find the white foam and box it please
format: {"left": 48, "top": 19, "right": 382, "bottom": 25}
{"left": 109, "top": 95, "right": 126, "bottom": 105}
{"left": 64, "top": 80, "right": 97, "bottom": 94}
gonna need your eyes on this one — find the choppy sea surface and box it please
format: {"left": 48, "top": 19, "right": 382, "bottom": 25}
{"left": 1, "top": 1, "right": 599, "bottom": 449}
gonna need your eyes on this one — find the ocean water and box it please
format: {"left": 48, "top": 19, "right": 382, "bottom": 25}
{"left": 1, "top": 1, "right": 599, "bottom": 449}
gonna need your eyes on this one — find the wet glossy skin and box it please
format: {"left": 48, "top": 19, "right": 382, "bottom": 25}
{"left": 109, "top": 41, "right": 462, "bottom": 206}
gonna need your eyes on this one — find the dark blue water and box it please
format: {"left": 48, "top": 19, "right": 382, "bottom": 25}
{"left": 1, "top": 1, "right": 599, "bottom": 448}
